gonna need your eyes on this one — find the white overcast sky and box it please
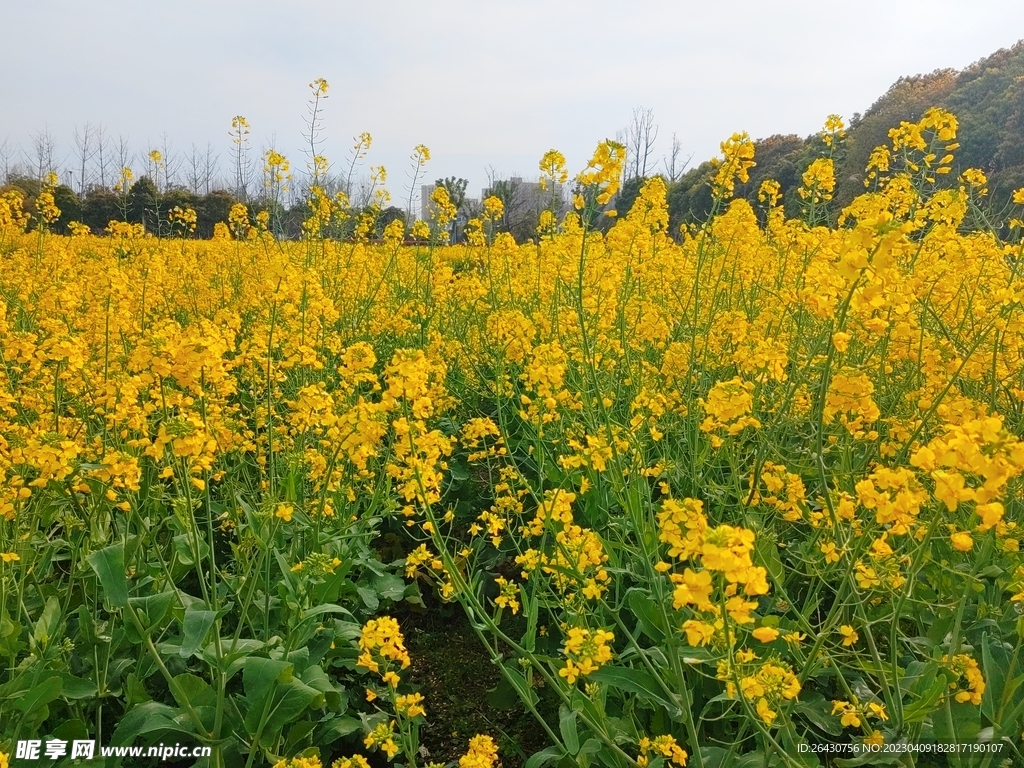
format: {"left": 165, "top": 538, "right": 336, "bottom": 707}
{"left": 2, "top": 1, "right": 1023, "bottom": 199}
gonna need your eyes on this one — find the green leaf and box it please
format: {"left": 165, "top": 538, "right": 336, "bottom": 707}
{"left": 15, "top": 673, "right": 62, "bottom": 714}
{"left": 263, "top": 679, "right": 325, "bottom": 738}
{"left": 242, "top": 657, "right": 294, "bottom": 734}
{"left": 179, "top": 609, "right": 217, "bottom": 658}
{"left": 902, "top": 677, "right": 949, "bottom": 724}
{"left": 87, "top": 544, "right": 129, "bottom": 607}
{"left": 317, "top": 716, "right": 361, "bottom": 743}
{"left": 126, "top": 672, "right": 152, "bottom": 706}
{"left": 933, "top": 699, "right": 981, "bottom": 743}
{"left": 52, "top": 719, "right": 90, "bottom": 741}
{"left": 755, "top": 534, "right": 785, "bottom": 586}
{"left": 128, "top": 591, "right": 175, "bottom": 630}
{"left": 372, "top": 572, "right": 407, "bottom": 602}
{"left": 525, "top": 746, "right": 564, "bottom": 768}
{"left": 0, "top": 612, "right": 23, "bottom": 658}
{"left": 301, "top": 604, "right": 354, "bottom": 621}
{"left": 559, "top": 704, "right": 579, "bottom": 755}
{"left": 59, "top": 673, "right": 98, "bottom": 700}
{"left": 981, "top": 632, "right": 1010, "bottom": 722}
{"left": 588, "top": 665, "right": 678, "bottom": 715}
{"left": 486, "top": 672, "right": 521, "bottom": 710}
{"left": 32, "top": 596, "right": 62, "bottom": 651}
{"left": 244, "top": 657, "right": 293, "bottom": 705}
{"left": 171, "top": 673, "right": 215, "bottom": 710}
{"left": 793, "top": 693, "right": 843, "bottom": 736}
{"left": 356, "top": 586, "right": 379, "bottom": 611}
{"left": 172, "top": 533, "right": 208, "bottom": 566}
{"left": 627, "top": 588, "right": 666, "bottom": 642}
{"left": 300, "top": 665, "right": 342, "bottom": 711}
{"left": 285, "top": 720, "right": 317, "bottom": 753}
{"left": 110, "top": 702, "right": 192, "bottom": 745}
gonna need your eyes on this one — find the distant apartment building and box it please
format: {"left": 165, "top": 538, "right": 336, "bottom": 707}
{"left": 479, "top": 177, "right": 566, "bottom": 217}
{"left": 420, "top": 184, "right": 479, "bottom": 222}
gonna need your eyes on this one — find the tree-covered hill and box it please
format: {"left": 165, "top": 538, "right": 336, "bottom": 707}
{"left": 666, "top": 40, "right": 1024, "bottom": 229}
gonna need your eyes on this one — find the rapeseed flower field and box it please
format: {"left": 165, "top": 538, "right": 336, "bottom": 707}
{"left": 2, "top": 107, "right": 1024, "bottom": 767}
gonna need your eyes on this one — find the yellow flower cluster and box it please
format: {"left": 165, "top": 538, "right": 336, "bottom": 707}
{"left": 943, "top": 653, "right": 986, "bottom": 705}
{"left": 458, "top": 735, "right": 499, "bottom": 768}
{"left": 718, "top": 650, "right": 801, "bottom": 725}
{"left": 831, "top": 698, "right": 888, "bottom": 728}
{"left": 911, "top": 415, "right": 1024, "bottom": 533}
{"left": 699, "top": 377, "right": 760, "bottom": 448}
{"left": 637, "top": 734, "right": 688, "bottom": 767}
{"left": 711, "top": 132, "right": 756, "bottom": 199}
{"left": 272, "top": 756, "right": 323, "bottom": 768}
{"left": 747, "top": 462, "right": 807, "bottom": 522}
{"left": 357, "top": 616, "right": 410, "bottom": 685}
{"left": 798, "top": 158, "right": 836, "bottom": 205}
{"left": 558, "top": 626, "right": 615, "bottom": 684}
{"left": 363, "top": 719, "right": 399, "bottom": 759}
{"left": 655, "top": 496, "right": 770, "bottom": 648}
{"left": 513, "top": 488, "right": 610, "bottom": 603}
{"left": 824, "top": 370, "right": 880, "bottom": 439}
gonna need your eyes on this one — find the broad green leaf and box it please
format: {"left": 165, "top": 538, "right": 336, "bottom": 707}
{"left": 902, "top": 678, "right": 950, "bottom": 724}
{"left": 301, "top": 604, "right": 354, "bottom": 621}
{"left": 15, "top": 673, "right": 62, "bottom": 713}
{"left": 263, "top": 679, "right": 325, "bottom": 738}
{"left": 242, "top": 657, "right": 295, "bottom": 734}
{"left": 627, "top": 588, "right": 666, "bottom": 642}
{"left": 300, "top": 665, "right": 342, "bottom": 711}
{"left": 32, "top": 596, "right": 62, "bottom": 650}
{"left": 356, "top": 586, "right": 379, "bottom": 611}
{"left": 126, "top": 672, "right": 152, "bottom": 706}
{"left": 179, "top": 609, "right": 217, "bottom": 658}
{"left": 755, "top": 535, "right": 785, "bottom": 586}
{"left": 243, "top": 657, "right": 293, "bottom": 707}
{"left": 372, "top": 572, "right": 406, "bottom": 602}
{"left": 793, "top": 693, "right": 843, "bottom": 736}
{"left": 981, "top": 632, "right": 1011, "bottom": 722}
{"left": 524, "top": 746, "right": 564, "bottom": 768}
{"left": 588, "top": 665, "right": 678, "bottom": 715}
{"left": 559, "top": 704, "right": 579, "bottom": 755}
{"left": 317, "top": 716, "right": 361, "bottom": 743}
{"left": 59, "top": 673, "right": 98, "bottom": 700}
{"left": 87, "top": 544, "right": 129, "bottom": 607}
{"left": 128, "top": 591, "right": 175, "bottom": 629}
{"left": 110, "top": 702, "right": 192, "bottom": 745}
{"left": 171, "top": 673, "right": 215, "bottom": 710}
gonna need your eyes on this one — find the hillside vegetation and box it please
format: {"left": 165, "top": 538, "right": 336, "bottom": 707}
{"left": 666, "top": 40, "right": 1024, "bottom": 230}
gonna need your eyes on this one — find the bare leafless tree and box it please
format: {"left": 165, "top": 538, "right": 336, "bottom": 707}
{"left": 662, "top": 132, "right": 691, "bottom": 184}
{"left": 73, "top": 123, "right": 96, "bottom": 194}
{"left": 185, "top": 143, "right": 204, "bottom": 195}
{"left": 28, "top": 128, "right": 59, "bottom": 181}
{"left": 0, "top": 138, "right": 12, "bottom": 184}
{"left": 202, "top": 143, "right": 219, "bottom": 195}
{"left": 184, "top": 142, "right": 220, "bottom": 196}
{"left": 230, "top": 116, "right": 253, "bottom": 201}
{"left": 93, "top": 124, "right": 111, "bottom": 189}
{"left": 159, "top": 133, "right": 182, "bottom": 191}
{"left": 624, "top": 107, "right": 659, "bottom": 180}
{"left": 114, "top": 134, "right": 133, "bottom": 179}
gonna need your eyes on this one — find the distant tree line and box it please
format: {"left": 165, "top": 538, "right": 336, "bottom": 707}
{"left": 5, "top": 40, "right": 1024, "bottom": 241}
